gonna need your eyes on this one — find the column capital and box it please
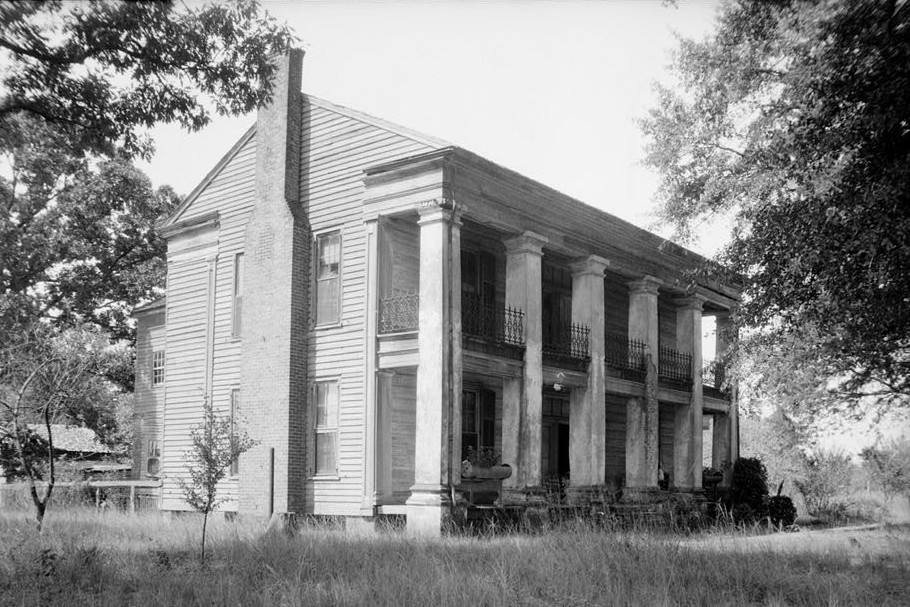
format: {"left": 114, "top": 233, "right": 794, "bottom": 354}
{"left": 504, "top": 231, "right": 548, "bottom": 256}
{"left": 674, "top": 294, "right": 708, "bottom": 311}
{"left": 628, "top": 275, "right": 663, "bottom": 295}
{"left": 416, "top": 203, "right": 459, "bottom": 226}
{"left": 569, "top": 255, "right": 610, "bottom": 278}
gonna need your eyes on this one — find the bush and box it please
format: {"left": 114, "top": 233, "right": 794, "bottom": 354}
{"left": 730, "top": 457, "right": 769, "bottom": 521}
{"left": 795, "top": 449, "right": 853, "bottom": 516}
{"left": 767, "top": 495, "right": 796, "bottom": 528}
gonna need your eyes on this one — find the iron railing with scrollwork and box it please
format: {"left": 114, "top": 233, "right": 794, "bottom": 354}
{"left": 378, "top": 291, "right": 419, "bottom": 333}
{"left": 604, "top": 333, "right": 649, "bottom": 380}
{"left": 543, "top": 323, "right": 590, "bottom": 362}
{"left": 462, "top": 293, "right": 525, "bottom": 346}
{"left": 658, "top": 346, "right": 692, "bottom": 385}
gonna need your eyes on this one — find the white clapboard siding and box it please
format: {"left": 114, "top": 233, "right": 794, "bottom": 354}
{"left": 303, "top": 98, "right": 439, "bottom": 513}
{"left": 161, "top": 95, "right": 441, "bottom": 514}
{"left": 160, "top": 134, "right": 256, "bottom": 511}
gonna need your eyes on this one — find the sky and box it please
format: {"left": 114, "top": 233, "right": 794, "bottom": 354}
{"left": 139, "top": 0, "right": 721, "bottom": 251}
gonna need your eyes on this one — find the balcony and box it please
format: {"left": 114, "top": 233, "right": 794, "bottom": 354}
{"left": 604, "top": 333, "right": 649, "bottom": 381}
{"left": 542, "top": 323, "right": 590, "bottom": 367}
{"left": 379, "top": 291, "right": 419, "bottom": 334}
{"left": 702, "top": 359, "right": 727, "bottom": 399}
{"left": 658, "top": 346, "right": 693, "bottom": 386}
{"left": 462, "top": 293, "right": 525, "bottom": 354}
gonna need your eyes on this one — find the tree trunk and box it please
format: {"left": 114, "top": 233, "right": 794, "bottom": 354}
{"left": 201, "top": 510, "right": 209, "bottom": 564}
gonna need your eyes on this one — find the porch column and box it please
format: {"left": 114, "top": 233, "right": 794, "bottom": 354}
{"left": 503, "top": 231, "right": 548, "bottom": 489}
{"left": 673, "top": 295, "right": 706, "bottom": 490}
{"left": 568, "top": 256, "right": 609, "bottom": 487}
{"left": 375, "top": 370, "right": 395, "bottom": 504}
{"left": 625, "top": 276, "right": 662, "bottom": 489}
{"left": 712, "top": 412, "right": 732, "bottom": 487}
{"left": 407, "top": 204, "right": 459, "bottom": 535}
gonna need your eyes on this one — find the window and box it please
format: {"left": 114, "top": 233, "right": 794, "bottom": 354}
{"left": 152, "top": 350, "right": 165, "bottom": 386}
{"left": 315, "top": 232, "right": 341, "bottom": 325}
{"left": 230, "top": 389, "right": 240, "bottom": 476}
{"left": 314, "top": 381, "right": 339, "bottom": 476}
{"left": 462, "top": 388, "right": 495, "bottom": 454}
{"left": 232, "top": 253, "right": 244, "bottom": 338}
{"left": 147, "top": 440, "right": 160, "bottom": 476}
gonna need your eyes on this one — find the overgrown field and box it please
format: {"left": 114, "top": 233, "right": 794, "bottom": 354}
{"left": 1, "top": 509, "right": 908, "bottom": 607}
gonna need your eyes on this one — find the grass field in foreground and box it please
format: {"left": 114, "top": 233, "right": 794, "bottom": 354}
{"left": 0, "top": 508, "right": 908, "bottom": 607}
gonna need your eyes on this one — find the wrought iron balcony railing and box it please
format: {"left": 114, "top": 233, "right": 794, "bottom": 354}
{"left": 543, "top": 323, "right": 590, "bottom": 362}
{"left": 378, "top": 291, "right": 419, "bottom": 333}
{"left": 462, "top": 293, "right": 525, "bottom": 347}
{"left": 604, "top": 333, "right": 649, "bottom": 380}
{"left": 658, "top": 346, "right": 693, "bottom": 385}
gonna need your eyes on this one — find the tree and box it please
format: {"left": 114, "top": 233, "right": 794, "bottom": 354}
{"left": 642, "top": 0, "right": 910, "bottom": 414}
{"left": 861, "top": 438, "right": 910, "bottom": 506}
{"left": 794, "top": 448, "right": 854, "bottom": 517}
{"left": 0, "top": 0, "right": 296, "bottom": 160}
{"left": 180, "top": 399, "right": 255, "bottom": 563}
{"left": 0, "top": 324, "right": 131, "bottom": 531}
{"left": 1, "top": 116, "right": 179, "bottom": 344}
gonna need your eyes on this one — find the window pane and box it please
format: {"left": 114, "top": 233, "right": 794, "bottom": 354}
{"left": 318, "top": 233, "right": 340, "bottom": 279}
{"left": 316, "top": 432, "right": 336, "bottom": 475}
{"left": 462, "top": 391, "right": 476, "bottom": 433}
{"left": 316, "top": 382, "right": 338, "bottom": 427}
{"left": 316, "top": 277, "right": 339, "bottom": 323}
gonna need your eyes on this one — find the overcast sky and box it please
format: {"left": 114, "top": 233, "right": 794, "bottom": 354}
{"left": 139, "top": 0, "right": 720, "bottom": 250}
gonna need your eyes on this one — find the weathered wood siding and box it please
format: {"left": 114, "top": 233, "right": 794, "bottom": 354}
{"left": 133, "top": 311, "right": 165, "bottom": 480}
{"left": 603, "top": 272, "right": 629, "bottom": 338}
{"left": 301, "top": 98, "right": 439, "bottom": 514}
{"left": 385, "top": 218, "right": 420, "bottom": 296}
{"left": 391, "top": 370, "right": 416, "bottom": 499}
{"left": 658, "top": 295, "right": 677, "bottom": 351}
{"left": 659, "top": 402, "right": 675, "bottom": 482}
{"left": 604, "top": 393, "right": 627, "bottom": 486}
{"left": 160, "top": 133, "right": 256, "bottom": 510}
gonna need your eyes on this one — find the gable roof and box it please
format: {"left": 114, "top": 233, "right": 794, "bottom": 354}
{"left": 160, "top": 93, "right": 451, "bottom": 230}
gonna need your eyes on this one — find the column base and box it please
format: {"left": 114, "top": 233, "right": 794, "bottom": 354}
{"left": 406, "top": 484, "right": 452, "bottom": 536}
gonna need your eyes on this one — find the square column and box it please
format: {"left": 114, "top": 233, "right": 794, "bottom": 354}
{"left": 407, "top": 204, "right": 460, "bottom": 535}
{"left": 568, "top": 256, "right": 609, "bottom": 487}
{"left": 672, "top": 295, "right": 706, "bottom": 490}
{"left": 503, "top": 231, "right": 548, "bottom": 489}
{"left": 625, "top": 276, "right": 662, "bottom": 489}
{"left": 712, "top": 412, "right": 732, "bottom": 487}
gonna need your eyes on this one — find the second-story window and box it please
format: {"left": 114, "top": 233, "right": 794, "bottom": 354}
{"left": 152, "top": 350, "right": 165, "bottom": 386}
{"left": 316, "top": 232, "right": 341, "bottom": 325}
{"left": 232, "top": 253, "right": 244, "bottom": 338}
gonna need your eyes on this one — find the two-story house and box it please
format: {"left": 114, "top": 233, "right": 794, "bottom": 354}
{"left": 133, "top": 51, "right": 741, "bottom": 535}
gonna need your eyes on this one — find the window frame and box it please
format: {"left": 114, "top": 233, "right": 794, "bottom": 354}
{"left": 461, "top": 388, "right": 496, "bottom": 455}
{"left": 146, "top": 440, "right": 160, "bottom": 477}
{"left": 314, "top": 230, "right": 343, "bottom": 328}
{"left": 151, "top": 350, "right": 165, "bottom": 387}
{"left": 312, "top": 380, "right": 340, "bottom": 478}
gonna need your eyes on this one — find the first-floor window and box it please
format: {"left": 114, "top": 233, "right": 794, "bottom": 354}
{"left": 147, "top": 440, "right": 160, "bottom": 476}
{"left": 462, "top": 388, "right": 496, "bottom": 455}
{"left": 314, "top": 381, "right": 339, "bottom": 476}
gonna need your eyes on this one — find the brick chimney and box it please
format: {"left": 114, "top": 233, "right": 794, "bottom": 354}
{"left": 239, "top": 49, "right": 308, "bottom": 516}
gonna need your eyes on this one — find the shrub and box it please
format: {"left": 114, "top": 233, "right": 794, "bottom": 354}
{"left": 730, "top": 457, "right": 769, "bottom": 521}
{"left": 795, "top": 449, "right": 853, "bottom": 516}
{"left": 767, "top": 496, "right": 796, "bottom": 528}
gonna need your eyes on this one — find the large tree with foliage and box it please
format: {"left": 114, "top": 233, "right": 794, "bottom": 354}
{"left": 642, "top": 0, "right": 910, "bottom": 414}
{"left": 1, "top": 0, "right": 295, "bottom": 339}
{"left": 0, "top": 0, "right": 296, "bottom": 160}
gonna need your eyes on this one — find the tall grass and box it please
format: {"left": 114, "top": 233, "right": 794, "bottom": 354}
{"left": 0, "top": 508, "right": 908, "bottom": 606}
